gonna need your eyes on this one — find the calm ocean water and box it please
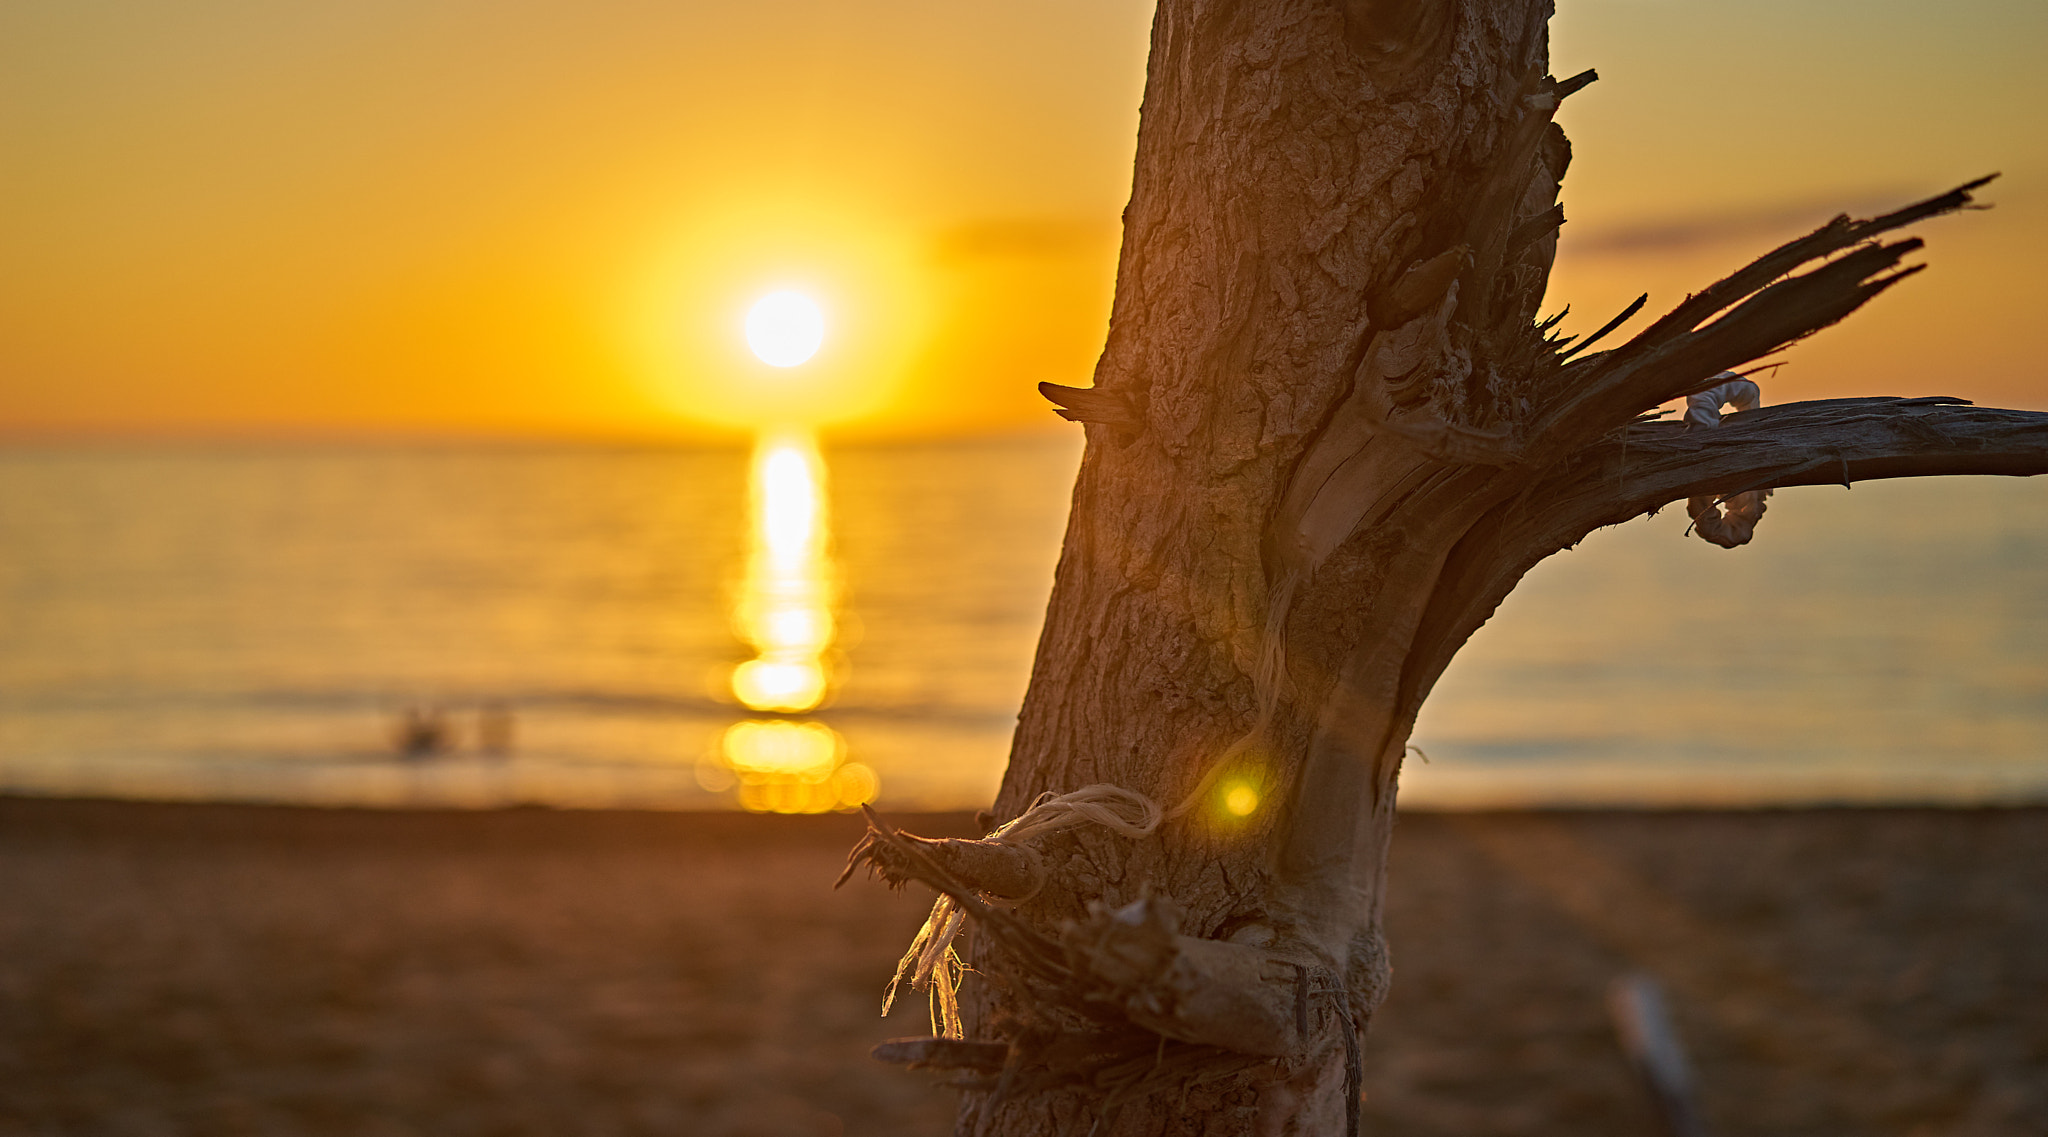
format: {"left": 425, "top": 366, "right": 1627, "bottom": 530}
{"left": 2, "top": 437, "right": 2043, "bottom": 810}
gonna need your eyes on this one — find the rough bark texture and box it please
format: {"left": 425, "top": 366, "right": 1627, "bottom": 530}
{"left": 852, "top": 2, "right": 2048, "bottom": 1134}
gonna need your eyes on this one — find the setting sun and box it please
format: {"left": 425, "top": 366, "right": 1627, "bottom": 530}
{"left": 745, "top": 291, "right": 825, "bottom": 368}
{"left": 628, "top": 199, "right": 932, "bottom": 433}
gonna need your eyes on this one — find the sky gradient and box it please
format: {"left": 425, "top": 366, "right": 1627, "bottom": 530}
{"left": 3, "top": 0, "right": 2042, "bottom": 440}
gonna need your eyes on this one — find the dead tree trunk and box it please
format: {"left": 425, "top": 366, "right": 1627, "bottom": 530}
{"left": 848, "top": 1, "right": 2048, "bottom": 1133}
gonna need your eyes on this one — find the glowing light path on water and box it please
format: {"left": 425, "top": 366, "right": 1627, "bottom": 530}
{"left": 709, "top": 429, "right": 877, "bottom": 813}
{"left": 731, "top": 433, "right": 834, "bottom": 713}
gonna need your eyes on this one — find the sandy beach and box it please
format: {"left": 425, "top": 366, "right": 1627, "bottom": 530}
{"left": 2, "top": 798, "right": 2041, "bottom": 1136}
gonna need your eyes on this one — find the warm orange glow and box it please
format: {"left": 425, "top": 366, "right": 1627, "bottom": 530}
{"left": 0, "top": 3, "right": 2040, "bottom": 438}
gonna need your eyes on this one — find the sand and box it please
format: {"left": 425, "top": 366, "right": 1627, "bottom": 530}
{"left": 1, "top": 798, "right": 2041, "bottom": 1136}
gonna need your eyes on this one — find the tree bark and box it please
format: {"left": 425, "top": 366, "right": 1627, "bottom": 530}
{"left": 849, "top": 2, "right": 2048, "bottom": 1133}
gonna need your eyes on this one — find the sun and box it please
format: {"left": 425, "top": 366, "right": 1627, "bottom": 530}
{"left": 630, "top": 199, "right": 929, "bottom": 431}
{"left": 745, "top": 290, "right": 825, "bottom": 368}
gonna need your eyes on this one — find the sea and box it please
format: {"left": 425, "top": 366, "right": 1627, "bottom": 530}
{"left": 2, "top": 436, "right": 2044, "bottom": 812}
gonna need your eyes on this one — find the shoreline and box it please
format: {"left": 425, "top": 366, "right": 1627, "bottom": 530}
{"left": 10, "top": 771, "right": 2048, "bottom": 816}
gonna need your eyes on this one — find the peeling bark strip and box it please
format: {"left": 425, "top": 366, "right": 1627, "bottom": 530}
{"left": 850, "top": 1, "right": 2048, "bottom": 1132}
{"left": 1683, "top": 375, "right": 1769, "bottom": 548}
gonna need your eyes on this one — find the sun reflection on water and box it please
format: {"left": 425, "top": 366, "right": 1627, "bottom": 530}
{"left": 707, "top": 429, "right": 876, "bottom": 813}
{"left": 732, "top": 431, "right": 836, "bottom": 713}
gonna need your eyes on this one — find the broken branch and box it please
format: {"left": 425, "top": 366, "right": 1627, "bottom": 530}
{"left": 1405, "top": 398, "right": 2048, "bottom": 717}
{"left": 1526, "top": 178, "right": 1995, "bottom": 459}
{"left": 1039, "top": 382, "right": 1144, "bottom": 431}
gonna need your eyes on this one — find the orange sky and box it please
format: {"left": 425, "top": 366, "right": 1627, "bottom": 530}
{"left": 2, "top": 0, "right": 2042, "bottom": 441}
